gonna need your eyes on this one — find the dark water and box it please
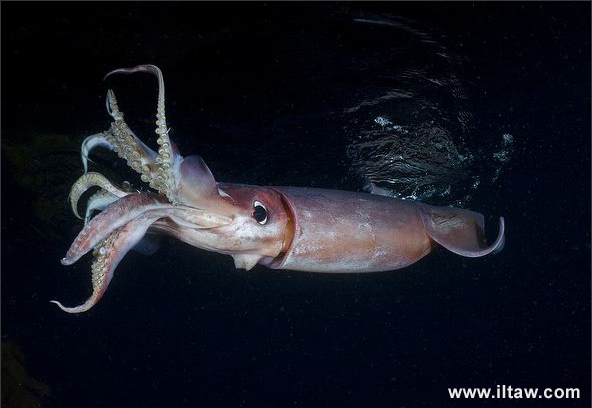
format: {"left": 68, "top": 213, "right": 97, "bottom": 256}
{"left": 2, "top": 3, "right": 590, "bottom": 407}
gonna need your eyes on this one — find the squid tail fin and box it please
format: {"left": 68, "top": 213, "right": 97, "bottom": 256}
{"left": 419, "top": 204, "right": 505, "bottom": 258}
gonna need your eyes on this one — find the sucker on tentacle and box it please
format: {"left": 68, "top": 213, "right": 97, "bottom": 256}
{"left": 81, "top": 91, "right": 160, "bottom": 185}
{"left": 103, "top": 91, "right": 160, "bottom": 183}
{"left": 52, "top": 214, "right": 159, "bottom": 313}
{"left": 104, "top": 65, "right": 180, "bottom": 204}
{"left": 69, "top": 172, "right": 130, "bottom": 220}
{"left": 79, "top": 65, "right": 182, "bottom": 205}
{"left": 51, "top": 229, "right": 121, "bottom": 313}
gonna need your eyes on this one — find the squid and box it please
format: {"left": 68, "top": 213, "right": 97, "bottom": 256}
{"left": 53, "top": 65, "right": 505, "bottom": 313}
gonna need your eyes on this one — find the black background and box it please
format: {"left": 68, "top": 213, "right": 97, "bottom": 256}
{"left": 2, "top": 2, "right": 590, "bottom": 407}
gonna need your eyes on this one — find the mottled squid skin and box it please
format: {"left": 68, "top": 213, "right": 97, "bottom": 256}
{"left": 54, "top": 65, "right": 505, "bottom": 313}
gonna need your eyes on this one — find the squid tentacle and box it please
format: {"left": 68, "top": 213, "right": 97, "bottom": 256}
{"left": 85, "top": 65, "right": 182, "bottom": 204}
{"left": 62, "top": 193, "right": 233, "bottom": 266}
{"left": 69, "top": 172, "right": 131, "bottom": 220}
{"left": 51, "top": 214, "right": 159, "bottom": 313}
{"left": 104, "top": 90, "right": 160, "bottom": 181}
{"left": 81, "top": 132, "right": 113, "bottom": 173}
{"left": 56, "top": 65, "right": 236, "bottom": 313}
{"left": 84, "top": 190, "right": 124, "bottom": 226}
{"left": 81, "top": 90, "right": 160, "bottom": 183}
{"left": 62, "top": 194, "right": 168, "bottom": 265}
{"left": 104, "top": 65, "right": 181, "bottom": 203}
{"left": 83, "top": 181, "right": 138, "bottom": 226}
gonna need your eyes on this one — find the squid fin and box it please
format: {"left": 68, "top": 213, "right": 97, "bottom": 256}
{"left": 419, "top": 205, "right": 505, "bottom": 258}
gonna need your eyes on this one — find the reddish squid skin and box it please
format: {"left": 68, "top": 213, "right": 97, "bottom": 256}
{"left": 259, "top": 187, "right": 435, "bottom": 273}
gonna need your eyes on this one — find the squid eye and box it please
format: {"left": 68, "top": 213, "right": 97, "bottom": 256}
{"left": 252, "top": 200, "right": 268, "bottom": 225}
